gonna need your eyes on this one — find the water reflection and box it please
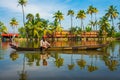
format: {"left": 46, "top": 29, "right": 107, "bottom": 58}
{"left": 0, "top": 41, "right": 120, "bottom": 80}
{"left": 9, "top": 49, "right": 120, "bottom": 72}
{"left": 68, "top": 54, "right": 75, "bottom": 70}
{"left": 19, "top": 54, "right": 27, "bottom": 80}
{"left": 77, "top": 54, "right": 86, "bottom": 70}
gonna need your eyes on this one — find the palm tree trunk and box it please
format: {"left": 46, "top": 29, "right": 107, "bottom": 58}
{"left": 81, "top": 19, "right": 82, "bottom": 30}
{"left": 22, "top": 5, "right": 28, "bottom": 42}
{"left": 82, "top": 19, "right": 84, "bottom": 30}
{"left": 91, "top": 14, "right": 93, "bottom": 30}
{"left": 111, "top": 18, "right": 114, "bottom": 27}
{"left": 22, "top": 5, "right": 25, "bottom": 25}
{"left": 95, "top": 13, "right": 97, "bottom": 30}
{"left": 71, "top": 15, "right": 73, "bottom": 28}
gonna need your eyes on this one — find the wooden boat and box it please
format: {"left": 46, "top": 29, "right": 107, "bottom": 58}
{"left": 10, "top": 43, "right": 108, "bottom": 51}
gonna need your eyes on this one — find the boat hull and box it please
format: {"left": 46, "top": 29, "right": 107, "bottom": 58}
{"left": 10, "top": 44, "right": 107, "bottom": 51}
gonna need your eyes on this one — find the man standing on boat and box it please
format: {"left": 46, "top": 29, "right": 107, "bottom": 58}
{"left": 40, "top": 36, "right": 51, "bottom": 51}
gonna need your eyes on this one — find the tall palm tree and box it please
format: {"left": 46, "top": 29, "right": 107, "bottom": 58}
{"left": 93, "top": 7, "right": 98, "bottom": 30}
{"left": 53, "top": 10, "right": 64, "bottom": 39}
{"left": 10, "top": 18, "right": 19, "bottom": 33}
{"left": 10, "top": 18, "right": 19, "bottom": 42}
{"left": 18, "top": 0, "right": 28, "bottom": 40}
{"left": 67, "top": 9, "right": 74, "bottom": 28}
{"left": 18, "top": 0, "right": 27, "bottom": 25}
{"left": 87, "top": 5, "right": 94, "bottom": 29}
{"left": 53, "top": 10, "right": 64, "bottom": 27}
{"left": 76, "top": 10, "right": 86, "bottom": 30}
{"left": 105, "top": 5, "right": 119, "bottom": 27}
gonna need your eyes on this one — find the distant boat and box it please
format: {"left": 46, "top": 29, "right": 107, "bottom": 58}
{"left": 10, "top": 43, "right": 108, "bottom": 51}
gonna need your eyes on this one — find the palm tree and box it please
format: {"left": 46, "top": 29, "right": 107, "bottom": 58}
{"left": 118, "top": 17, "right": 120, "bottom": 31}
{"left": 26, "top": 13, "right": 34, "bottom": 22}
{"left": 93, "top": 7, "right": 98, "bottom": 30}
{"left": 67, "top": 9, "right": 74, "bottom": 28}
{"left": 18, "top": 0, "right": 27, "bottom": 25}
{"left": 0, "top": 21, "right": 4, "bottom": 27}
{"left": 26, "top": 13, "right": 43, "bottom": 40}
{"left": 18, "top": 27, "right": 26, "bottom": 38}
{"left": 86, "top": 26, "right": 92, "bottom": 32}
{"left": 53, "top": 10, "right": 64, "bottom": 39}
{"left": 0, "top": 25, "right": 8, "bottom": 33}
{"left": 10, "top": 18, "right": 19, "bottom": 42}
{"left": 98, "top": 16, "right": 110, "bottom": 37}
{"left": 76, "top": 10, "right": 86, "bottom": 30}
{"left": 35, "top": 13, "right": 41, "bottom": 23}
{"left": 53, "top": 10, "right": 64, "bottom": 27}
{"left": 0, "top": 21, "right": 4, "bottom": 33}
{"left": 10, "top": 18, "right": 19, "bottom": 33}
{"left": 18, "top": 0, "right": 28, "bottom": 40}
{"left": 41, "top": 20, "right": 52, "bottom": 37}
{"left": 108, "top": 26, "right": 116, "bottom": 37}
{"left": 105, "top": 5, "right": 119, "bottom": 27}
{"left": 0, "top": 21, "right": 8, "bottom": 33}
{"left": 87, "top": 5, "right": 94, "bottom": 29}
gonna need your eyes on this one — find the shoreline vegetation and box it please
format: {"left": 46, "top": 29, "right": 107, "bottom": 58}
{"left": 0, "top": 0, "right": 120, "bottom": 42}
{"left": 0, "top": 37, "right": 118, "bottom": 42}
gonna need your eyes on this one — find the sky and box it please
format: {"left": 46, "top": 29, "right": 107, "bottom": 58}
{"left": 0, "top": 0, "right": 120, "bottom": 32}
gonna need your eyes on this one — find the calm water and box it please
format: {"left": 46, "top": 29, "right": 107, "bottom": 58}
{"left": 0, "top": 40, "right": 120, "bottom": 80}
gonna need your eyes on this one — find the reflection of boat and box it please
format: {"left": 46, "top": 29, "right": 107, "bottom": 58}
{"left": 49, "top": 50, "right": 104, "bottom": 55}
{"left": 10, "top": 43, "right": 108, "bottom": 51}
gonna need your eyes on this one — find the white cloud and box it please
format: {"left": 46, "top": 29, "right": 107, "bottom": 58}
{"left": 0, "top": 0, "right": 69, "bottom": 21}
{"left": 0, "top": 0, "right": 21, "bottom": 12}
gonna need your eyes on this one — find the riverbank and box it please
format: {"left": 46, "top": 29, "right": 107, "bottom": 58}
{"left": 0, "top": 37, "right": 119, "bottom": 43}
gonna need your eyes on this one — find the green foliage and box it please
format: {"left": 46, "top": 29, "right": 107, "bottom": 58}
{"left": 114, "top": 32, "right": 120, "bottom": 37}
{"left": 0, "top": 21, "right": 8, "bottom": 33}
{"left": 107, "top": 26, "right": 116, "bottom": 37}
{"left": 85, "top": 26, "right": 92, "bottom": 32}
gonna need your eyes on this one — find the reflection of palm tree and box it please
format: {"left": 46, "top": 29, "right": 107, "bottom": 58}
{"left": 87, "top": 65, "right": 98, "bottom": 72}
{"left": 68, "top": 54, "right": 75, "bottom": 70}
{"left": 19, "top": 54, "right": 27, "bottom": 80}
{"left": 0, "top": 52, "right": 4, "bottom": 60}
{"left": 54, "top": 53, "right": 64, "bottom": 68}
{"left": 87, "top": 55, "right": 98, "bottom": 72}
{"left": 10, "top": 51, "right": 19, "bottom": 61}
{"left": 105, "top": 59, "right": 118, "bottom": 71}
{"left": 77, "top": 54, "right": 86, "bottom": 70}
{"left": 25, "top": 53, "right": 41, "bottom": 66}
